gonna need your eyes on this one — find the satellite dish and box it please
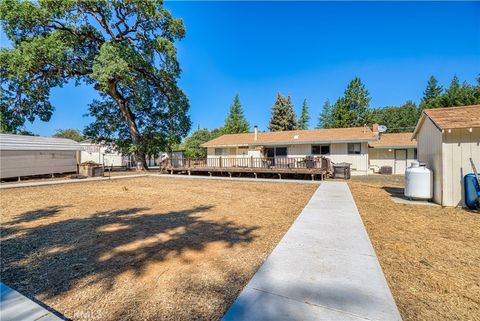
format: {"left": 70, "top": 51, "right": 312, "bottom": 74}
{"left": 378, "top": 125, "right": 387, "bottom": 133}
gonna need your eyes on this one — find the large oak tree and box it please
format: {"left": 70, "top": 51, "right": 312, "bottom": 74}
{"left": 0, "top": 0, "right": 190, "bottom": 169}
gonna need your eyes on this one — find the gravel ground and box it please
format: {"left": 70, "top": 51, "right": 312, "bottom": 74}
{"left": 349, "top": 175, "right": 480, "bottom": 321}
{"left": 0, "top": 177, "right": 317, "bottom": 321}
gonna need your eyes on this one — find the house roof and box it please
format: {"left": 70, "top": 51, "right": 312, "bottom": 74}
{"left": 369, "top": 133, "right": 416, "bottom": 149}
{"left": 0, "top": 134, "right": 82, "bottom": 151}
{"left": 412, "top": 105, "right": 480, "bottom": 138}
{"left": 201, "top": 127, "right": 377, "bottom": 147}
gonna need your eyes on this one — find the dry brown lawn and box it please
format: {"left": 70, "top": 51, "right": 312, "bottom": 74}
{"left": 349, "top": 175, "right": 480, "bottom": 321}
{"left": 0, "top": 177, "right": 317, "bottom": 321}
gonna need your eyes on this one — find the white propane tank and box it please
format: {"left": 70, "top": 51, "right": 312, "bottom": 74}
{"left": 405, "top": 161, "right": 433, "bottom": 200}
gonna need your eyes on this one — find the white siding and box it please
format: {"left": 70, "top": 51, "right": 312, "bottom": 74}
{"left": 442, "top": 128, "right": 480, "bottom": 207}
{"left": 0, "top": 150, "right": 78, "bottom": 179}
{"left": 416, "top": 117, "right": 443, "bottom": 204}
{"left": 207, "top": 143, "right": 370, "bottom": 174}
{"left": 369, "top": 148, "right": 416, "bottom": 174}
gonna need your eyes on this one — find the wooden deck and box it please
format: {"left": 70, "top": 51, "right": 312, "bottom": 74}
{"left": 163, "top": 157, "right": 331, "bottom": 180}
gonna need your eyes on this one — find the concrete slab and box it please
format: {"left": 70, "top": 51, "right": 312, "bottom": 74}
{"left": 0, "top": 283, "right": 64, "bottom": 321}
{"left": 390, "top": 196, "right": 440, "bottom": 207}
{"left": 222, "top": 181, "right": 402, "bottom": 321}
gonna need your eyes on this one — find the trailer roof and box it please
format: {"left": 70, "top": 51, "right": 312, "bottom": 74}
{"left": 0, "top": 134, "right": 83, "bottom": 151}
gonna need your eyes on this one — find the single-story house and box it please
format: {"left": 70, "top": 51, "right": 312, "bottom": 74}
{"left": 0, "top": 134, "right": 82, "bottom": 179}
{"left": 368, "top": 132, "right": 417, "bottom": 174}
{"left": 201, "top": 126, "right": 378, "bottom": 175}
{"left": 412, "top": 104, "right": 480, "bottom": 207}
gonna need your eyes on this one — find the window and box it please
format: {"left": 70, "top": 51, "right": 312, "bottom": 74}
{"left": 275, "top": 147, "right": 288, "bottom": 156}
{"left": 214, "top": 148, "right": 229, "bottom": 156}
{"left": 312, "top": 145, "right": 330, "bottom": 155}
{"left": 347, "top": 143, "right": 361, "bottom": 154}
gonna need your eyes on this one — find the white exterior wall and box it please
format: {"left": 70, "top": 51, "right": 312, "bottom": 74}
{"left": 441, "top": 127, "right": 480, "bottom": 207}
{"left": 0, "top": 150, "right": 78, "bottom": 179}
{"left": 207, "top": 143, "right": 370, "bottom": 174}
{"left": 416, "top": 117, "right": 444, "bottom": 205}
{"left": 80, "top": 144, "right": 125, "bottom": 166}
{"left": 369, "top": 148, "right": 416, "bottom": 175}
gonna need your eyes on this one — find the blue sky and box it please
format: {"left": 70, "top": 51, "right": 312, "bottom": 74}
{"left": 2, "top": 1, "right": 480, "bottom": 136}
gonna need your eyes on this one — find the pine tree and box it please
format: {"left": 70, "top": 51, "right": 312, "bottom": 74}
{"left": 316, "top": 100, "right": 334, "bottom": 129}
{"left": 268, "top": 93, "right": 297, "bottom": 131}
{"left": 222, "top": 94, "right": 250, "bottom": 134}
{"left": 419, "top": 76, "right": 443, "bottom": 110}
{"left": 330, "top": 78, "right": 372, "bottom": 128}
{"left": 298, "top": 99, "right": 310, "bottom": 130}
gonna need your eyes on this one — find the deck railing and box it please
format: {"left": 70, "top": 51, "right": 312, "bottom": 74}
{"left": 164, "top": 156, "right": 329, "bottom": 170}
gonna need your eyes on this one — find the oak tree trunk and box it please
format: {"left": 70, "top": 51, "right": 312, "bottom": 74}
{"left": 108, "top": 83, "right": 148, "bottom": 171}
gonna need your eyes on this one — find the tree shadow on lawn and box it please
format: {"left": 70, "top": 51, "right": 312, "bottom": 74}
{"left": 0, "top": 205, "right": 258, "bottom": 300}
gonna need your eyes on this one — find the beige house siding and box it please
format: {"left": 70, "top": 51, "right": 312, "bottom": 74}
{"left": 416, "top": 117, "right": 444, "bottom": 205}
{"left": 0, "top": 150, "right": 78, "bottom": 179}
{"left": 442, "top": 127, "right": 480, "bottom": 207}
{"left": 207, "top": 143, "right": 369, "bottom": 174}
{"left": 369, "top": 148, "right": 416, "bottom": 174}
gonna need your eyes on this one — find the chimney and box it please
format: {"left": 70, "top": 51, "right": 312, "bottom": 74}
{"left": 254, "top": 125, "right": 258, "bottom": 141}
{"left": 372, "top": 123, "right": 379, "bottom": 136}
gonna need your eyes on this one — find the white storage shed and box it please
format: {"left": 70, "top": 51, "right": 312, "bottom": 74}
{"left": 412, "top": 105, "right": 480, "bottom": 206}
{"left": 0, "top": 134, "right": 82, "bottom": 179}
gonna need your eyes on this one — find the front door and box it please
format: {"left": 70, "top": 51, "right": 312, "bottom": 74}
{"left": 394, "top": 149, "right": 407, "bottom": 175}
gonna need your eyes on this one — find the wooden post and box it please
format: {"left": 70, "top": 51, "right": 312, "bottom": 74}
{"left": 250, "top": 156, "right": 253, "bottom": 168}
{"left": 219, "top": 156, "right": 222, "bottom": 168}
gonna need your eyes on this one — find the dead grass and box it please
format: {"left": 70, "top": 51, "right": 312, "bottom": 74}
{"left": 349, "top": 175, "right": 480, "bottom": 321}
{"left": 0, "top": 177, "right": 317, "bottom": 321}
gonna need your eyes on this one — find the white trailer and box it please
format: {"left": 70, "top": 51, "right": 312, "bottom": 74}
{"left": 0, "top": 134, "right": 82, "bottom": 179}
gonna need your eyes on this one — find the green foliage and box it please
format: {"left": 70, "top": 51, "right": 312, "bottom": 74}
{"left": 420, "top": 75, "right": 480, "bottom": 110}
{"left": 53, "top": 128, "right": 84, "bottom": 142}
{"left": 316, "top": 100, "right": 334, "bottom": 129}
{"left": 298, "top": 99, "right": 310, "bottom": 130}
{"left": 419, "top": 76, "right": 443, "bottom": 110}
{"left": 181, "top": 128, "right": 213, "bottom": 159}
{"left": 268, "top": 93, "right": 297, "bottom": 131}
{"left": 329, "top": 78, "right": 373, "bottom": 128}
{"left": 1, "top": 0, "right": 190, "bottom": 168}
{"left": 222, "top": 94, "right": 250, "bottom": 134}
{"left": 372, "top": 101, "right": 420, "bottom": 133}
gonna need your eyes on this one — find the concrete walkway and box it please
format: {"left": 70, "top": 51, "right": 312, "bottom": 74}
{"left": 0, "top": 283, "right": 64, "bottom": 321}
{"left": 222, "top": 182, "right": 402, "bottom": 321}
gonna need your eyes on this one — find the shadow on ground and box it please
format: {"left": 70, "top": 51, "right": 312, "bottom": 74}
{"left": 0, "top": 205, "right": 258, "bottom": 300}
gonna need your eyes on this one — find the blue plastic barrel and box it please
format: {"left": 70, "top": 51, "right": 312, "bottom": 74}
{"left": 464, "top": 173, "right": 480, "bottom": 210}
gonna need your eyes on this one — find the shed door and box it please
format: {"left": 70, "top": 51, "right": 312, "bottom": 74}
{"left": 394, "top": 149, "right": 407, "bottom": 174}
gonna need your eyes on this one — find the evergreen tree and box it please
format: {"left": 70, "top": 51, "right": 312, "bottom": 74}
{"left": 441, "top": 75, "right": 478, "bottom": 107}
{"left": 268, "top": 93, "right": 297, "bottom": 131}
{"left": 330, "top": 78, "right": 373, "bottom": 128}
{"left": 222, "top": 94, "right": 250, "bottom": 134}
{"left": 372, "top": 101, "right": 420, "bottom": 133}
{"left": 298, "top": 99, "right": 310, "bottom": 130}
{"left": 419, "top": 76, "right": 443, "bottom": 110}
{"left": 316, "top": 100, "right": 334, "bottom": 129}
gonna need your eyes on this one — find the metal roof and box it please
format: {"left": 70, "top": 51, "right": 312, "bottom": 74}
{"left": 0, "top": 134, "right": 83, "bottom": 151}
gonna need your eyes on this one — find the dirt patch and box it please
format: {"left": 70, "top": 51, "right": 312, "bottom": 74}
{"left": 0, "top": 177, "right": 317, "bottom": 321}
{"left": 349, "top": 175, "right": 480, "bottom": 321}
